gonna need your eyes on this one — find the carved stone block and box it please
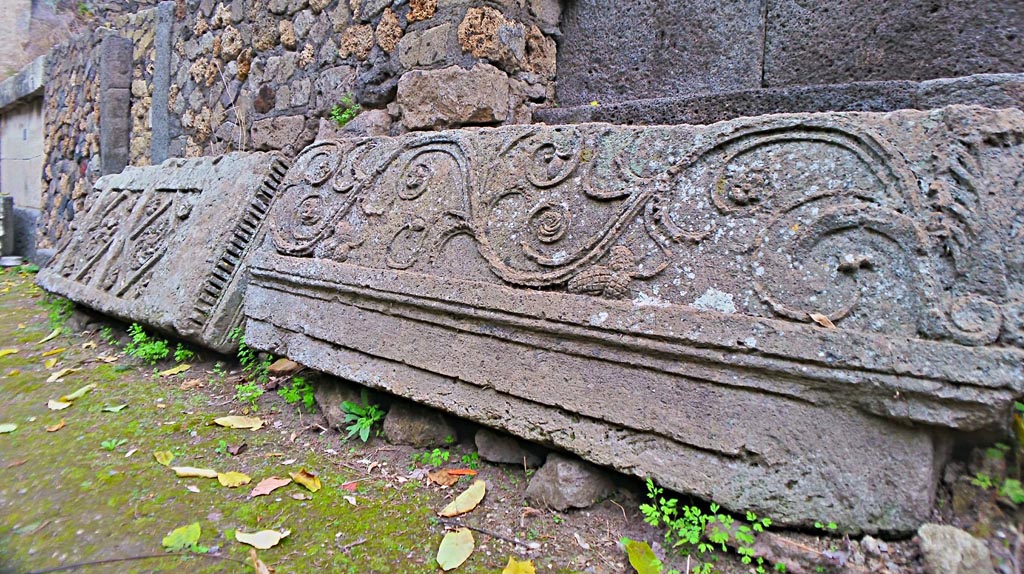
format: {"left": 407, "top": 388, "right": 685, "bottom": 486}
{"left": 38, "top": 153, "right": 288, "bottom": 352}
{"left": 0, "top": 195, "right": 13, "bottom": 256}
{"left": 243, "top": 106, "right": 1024, "bottom": 532}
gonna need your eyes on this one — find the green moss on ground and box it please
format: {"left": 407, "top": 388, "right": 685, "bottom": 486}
{"left": 0, "top": 270, "right": 554, "bottom": 574}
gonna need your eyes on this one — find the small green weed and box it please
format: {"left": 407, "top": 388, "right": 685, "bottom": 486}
{"left": 174, "top": 343, "right": 195, "bottom": 363}
{"left": 460, "top": 452, "right": 480, "bottom": 470}
{"left": 214, "top": 440, "right": 227, "bottom": 455}
{"left": 640, "top": 478, "right": 773, "bottom": 574}
{"left": 813, "top": 521, "right": 838, "bottom": 532}
{"left": 329, "top": 94, "right": 361, "bottom": 127}
{"left": 340, "top": 390, "right": 384, "bottom": 442}
{"left": 229, "top": 327, "right": 271, "bottom": 384}
{"left": 100, "top": 438, "right": 127, "bottom": 451}
{"left": 413, "top": 448, "right": 450, "bottom": 467}
{"left": 18, "top": 263, "right": 39, "bottom": 274}
{"left": 278, "top": 376, "right": 316, "bottom": 413}
{"left": 971, "top": 472, "right": 995, "bottom": 490}
{"left": 234, "top": 381, "right": 263, "bottom": 411}
{"left": 124, "top": 323, "right": 170, "bottom": 365}
{"left": 99, "top": 326, "right": 117, "bottom": 346}
{"left": 39, "top": 295, "right": 74, "bottom": 329}
{"left": 212, "top": 361, "right": 227, "bottom": 378}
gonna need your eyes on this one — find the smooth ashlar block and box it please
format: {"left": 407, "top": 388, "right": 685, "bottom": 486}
{"left": 38, "top": 153, "right": 288, "bottom": 352}
{"left": 244, "top": 105, "right": 1024, "bottom": 532}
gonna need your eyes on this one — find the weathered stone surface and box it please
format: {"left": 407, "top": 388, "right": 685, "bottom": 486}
{"left": 397, "top": 63, "right": 509, "bottom": 129}
{"left": 242, "top": 106, "right": 1024, "bottom": 532}
{"left": 398, "top": 23, "right": 451, "bottom": 69}
{"left": 457, "top": 6, "right": 525, "bottom": 72}
{"left": 99, "top": 35, "right": 133, "bottom": 176}
{"left": 525, "top": 453, "right": 614, "bottom": 511}
{"left": 38, "top": 153, "right": 288, "bottom": 352}
{"left": 0, "top": 196, "right": 13, "bottom": 256}
{"left": 375, "top": 8, "right": 402, "bottom": 54}
{"left": 313, "top": 375, "right": 364, "bottom": 431}
{"left": 383, "top": 401, "right": 457, "bottom": 447}
{"left": 536, "top": 73, "right": 1024, "bottom": 127}
{"left": 250, "top": 115, "right": 315, "bottom": 152}
{"left": 764, "top": 1, "right": 1024, "bottom": 89}
{"left": 556, "top": 0, "right": 764, "bottom": 106}
{"left": 917, "top": 524, "right": 995, "bottom": 574}
{"left": 475, "top": 428, "right": 543, "bottom": 467}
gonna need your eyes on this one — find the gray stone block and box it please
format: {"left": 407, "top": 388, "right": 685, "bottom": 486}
{"left": 764, "top": 0, "right": 1024, "bottom": 88}
{"left": 243, "top": 106, "right": 1024, "bottom": 532}
{"left": 555, "top": 0, "right": 764, "bottom": 106}
{"left": 38, "top": 153, "right": 288, "bottom": 352}
{"left": 99, "top": 35, "right": 133, "bottom": 176}
{"left": 536, "top": 73, "right": 1024, "bottom": 127}
{"left": 150, "top": 1, "right": 175, "bottom": 165}
{"left": 0, "top": 55, "right": 45, "bottom": 112}
{"left": 10, "top": 205, "right": 38, "bottom": 261}
{"left": 0, "top": 196, "right": 13, "bottom": 256}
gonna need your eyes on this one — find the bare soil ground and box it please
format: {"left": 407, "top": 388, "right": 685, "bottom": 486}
{"left": 0, "top": 267, "right": 1020, "bottom": 574}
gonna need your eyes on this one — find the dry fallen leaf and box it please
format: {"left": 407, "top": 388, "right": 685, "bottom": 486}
{"left": 436, "top": 528, "right": 474, "bottom": 571}
{"left": 341, "top": 481, "right": 359, "bottom": 492}
{"left": 213, "top": 415, "right": 264, "bottom": 430}
{"left": 154, "top": 451, "right": 175, "bottom": 466}
{"left": 43, "top": 358, "right": 58, "bottom": 369}
{"left": 573, "top": 532, "right": 591, "bottom": 550}
{"left": 46, "top": 368, "right": 79, "bottom": 383}
{"left": 180, "top": 378, "right": 204, "bottom": 390}
{"left": 172, "top": 466, "right": 220, "bottom": 479}
{"left": 46, "top": 419, "right": 67, "bottom": 432}
{"left": 96, "top": 355, "right": 119, "bottom": 363}
{"left": 102, "top": 404, "right": 128, "bottom": 413}
{"left": 159, "top": 364, "right": 191, "bottom": 377}
{"left": 186, "top": 485, "right": 201, "bottom": 493}
{"left": 227, "top": 443, "right": 247, "bottom": 456}
{"left": 446, "top": 469, "right": 478, "bottom": 477}
{"left": 81, "top": 341, "right": 97, "bottom": 350}
{"left": 0, "top": 349, "right": 18, "bottom": 358}
{"left": 439, "top": 480, "right": 487, "bottom": 517}
{"left": 60, "top": 384, "right": 96, "bottom": 402}
{"left": 343, "top": 495, "right": 357, "bottom": 506}
{"left": 235, "top": 529, "right": 290, "bottom": 550}
{"left": 249, "top": 476, "right": 291, "bottom": 497}
{"left": 290, "top": 492, "right": 311, "bottom": 501}
{"left": 249, "top": 548, "right": 271, "bottom": 574}
{"left": 217, "top": 471, "right": 252, "bottom": 488}
{"left": 267, "top": 358, "right": 301, "bottom": 375}
{"left": 37, "top": 328, "right": 61, "bottom": 345}
{"left": 41, "top": 347, "right": 66, "bottom": 357}
{"left": 47, "top": 400, "right": 71, "bottom": 411}
{"left": 289, "top": 469, "right": 322, "bottom": 493}
{"left": 0, "top": 423, "right": 17, "bottom": 434}
{"left": 428, "top": 469, "right": 459, "bottom": 487}
{"left": 809, "top": 312, "right": 837, "bottom": 329}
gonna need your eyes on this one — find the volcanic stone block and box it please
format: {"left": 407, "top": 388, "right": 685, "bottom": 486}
{"left": 38, "top": 153, "right": 288, "bottom": 352}
{"left": 99, "top": 35, "right": 132, "bottom": 176}
{"left": 764, "top": 0, "right": 1024, "bottom": 88}
{"left": 243, "top": 106, "right": 1024, "bottom": 532}
{"left": 0, "top": 195, "right": 13, "bottom": 256}
{"left": 556, "top": 0, "right": 764, "bottom": 106}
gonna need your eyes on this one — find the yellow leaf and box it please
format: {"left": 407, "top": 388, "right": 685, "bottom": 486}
{"left": 154, "top": 451, "right": 175, "bottom": 466}
{"left": 41, "top": 347, "right": 66, "bottom": 357}
{"left": 82, "top": 341, "right": 97, "bottom": 350}
{"left": 249, "top": 549, "right": 272, "bottom": 574}
{"left": 0, "top": 348, "right": 18, "bottom": 358}
{"left": 0, "top": 423, "right": 17, "bottom": 434}
{"left": 46, "top": 368, "right": 79, "bottom": 383}
{"left": 37, "top": 328, "right": 61, "bottom": 345}
{"left": 96, "top": 355, "right": 119, "bottom": 363}
{"left": 217, "top": 471, "right": 252, "bottom": 488}
{"left": 46, "top": 419, "right": 67, "bottom": 432}
{"left": 6, "top": 369, "right": 19, "bottom": 377}
{"left": 44, "top": 358, "right": 58, "bottom": 369}
{"left": 172, "top": 466, "right": 220, "bottom": 479}
{"left": 213, "top": 416, "right": 264, "bottom": 430}
{"left": 47, "top": 400, "right": 71, "bottom": 410}
{"left": 235, "top": 529, "right": 290, "bottom": 550}
{"left": 502, "top": 557, "right": 536, "bottom": 574}
{"left": 159, "top": 364, "right": 191, "bottom": 377}
{"left": 809, "top": 312, "right": 837, "bottom": 329}
{"left": 622, "top": 538, "right": 663, "bottom": 574}
{"left": 436, "top": 528, "right": 474, "bottom": 571}
{"left": 289, "top": 469, "right": 322, "bottom": 493}
{"left": 439, "top": 480, "right": 486, "bottom": 517}
{"left": 60, "top": 383, "right": 96, "bottom": 402}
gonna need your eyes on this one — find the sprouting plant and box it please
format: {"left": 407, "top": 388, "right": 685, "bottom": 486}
{"left": 214, "top": 440, "right": 227, "bottom": 455}
{"left": 640, "top": 478, "right": 772, "bottom": 574}
{"left": 39, "top": 295, "right": 74, "bottom": 329}
{"left": 99, "top": 325, "right": 117, "bottom": 346}
{"left": 413, "top": 448, "right": 450, "bottom": 467}
{"left": 100, "top": 438, "right": 127, "bottom": 451}
{"left": 340, "top": 390, "right": 385, "bottom": 442}
{"left": 228, "top": 327, "right": 271, "bottom": 384}
{"left": 234, "top": 381, "right": 263, "bottom": 411}
{"left": 278, "top": 376, "right": 316, "bottom": 413}
{"left": 460, "top": 452, "right": 480, "bottom": 470}
{"left": 813, "top": 521, "right": 838, "bottom": 532}
{"left": 971, "top": 472, "right": 995, "bottom": 490}
{"left": 174, "top": 343, "right": 195, "bottom": 363}
{"left": 999, "top": 478, "right": 1024, "bottom": 504}
{"left": 212, "top": 361, "right": 227, "bottom": 378}
{"left": 329, "top": 94, "right": 361, "bottom": 127}
{"left": 124, "top": 323, "right": 170, "bottom": 365}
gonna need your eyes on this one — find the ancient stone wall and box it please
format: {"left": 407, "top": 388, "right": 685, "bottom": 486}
{"left": 36, "top": 0, "right": 559, "bottom": 253}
